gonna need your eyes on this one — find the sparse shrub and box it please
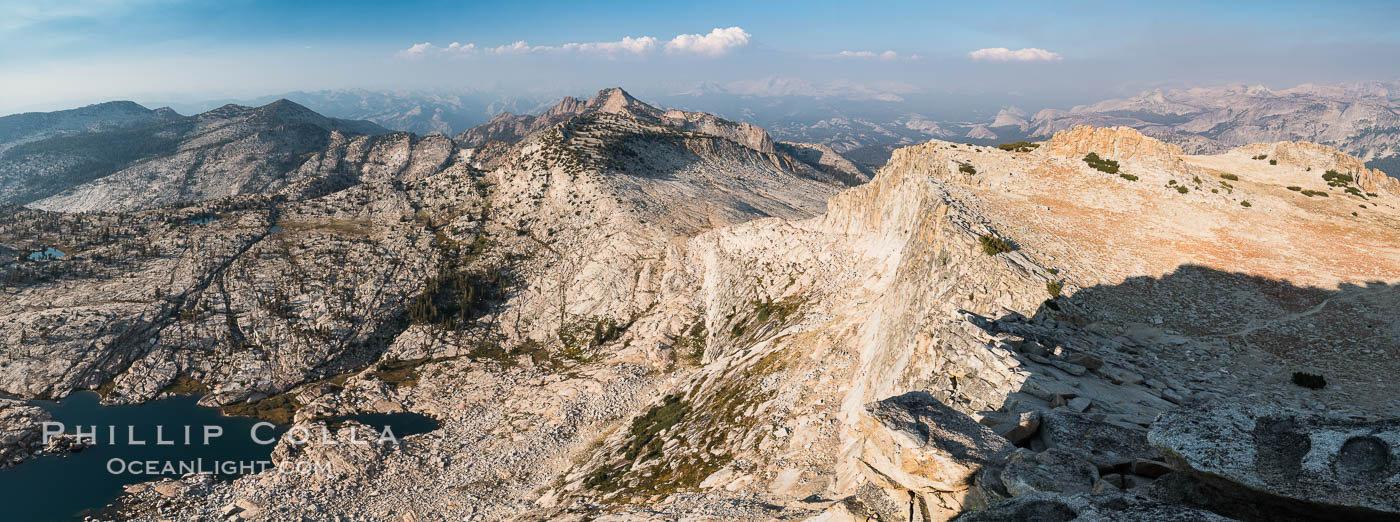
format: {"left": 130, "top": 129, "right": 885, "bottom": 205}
{"left": 1322, "top": 170, "right": 1354, "bottom": 187}
{"left": 1240, "top": 200, "right": 1252, "bottom": 207}
{"left": 1176, "top": 186, "right": 1189, "bottom": 194}
{"left": 1082, "top": 152, "right": 1120, "bottom": 174}
{"left": 1269, "top": 159, "right": 1277, "bottom": 165}
{"left": 1119, "top": 173, "right": 1139, "bottom": 181}
{"left": 1252, "top": 154, "right": 1268, "bottom": 160}
{"left": 1301, "top": 189, "right": 1328, "bottom": 197}
{"left": 979, "top": 234, "right": 1014, "bottom": 255}
{"left": 1046, "top": 280, "right": 1063, "bottom": 298}
{"left": 959, "top": 164, "right": 977, "bottom": 175}
{"left": 1286, "top": 186, "right": 1302, "bottom": 191}
{"left": 1168, "top": 180, "right": 1177, "bottom": 185}
{"left": 623, "top": 395, "right": 690, "bottom": 461}
{"left": 1291, "top": 372, "right": 1326, "bottom": 389}
{"left": 1219, "top": 173, "right": 1239, "bottom": 181}
{"left": 997, "top": 141, "right": 1040, "bottom": 152}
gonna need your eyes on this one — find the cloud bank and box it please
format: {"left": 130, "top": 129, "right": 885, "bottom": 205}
{"left": 830, "top": 50, "right": 919, "bottom": 61}
{"left": 968, "top": 47, "right": 1063, "bottom": 62}
{"left": 399, "top": 27, "right": 750, "bottom": 60}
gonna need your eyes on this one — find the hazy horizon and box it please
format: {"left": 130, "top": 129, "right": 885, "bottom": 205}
{"left": 4, "top": 0, "right": 1400, "bottom": 115}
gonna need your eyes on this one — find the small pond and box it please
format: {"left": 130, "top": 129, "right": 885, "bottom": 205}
{"left": 27, "top": 247, "right": 65, "bottom": 261}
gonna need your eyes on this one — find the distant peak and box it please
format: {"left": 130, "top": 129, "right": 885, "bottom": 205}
{"left": 594, "top": 87, "right": 635, "bottom": 100}
{"left": 259, "top": 98, "right": 316, "bottom": 115}
{"left": 585, "top": 87, "right": 660, "bottom": 118}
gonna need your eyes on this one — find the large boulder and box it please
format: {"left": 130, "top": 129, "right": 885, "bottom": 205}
{"left": 997, "top": 448, "right": 1099, "bottom": 497}
{"left": 1150, "top": 405, "right": 1400, "bottom": 520}
{"left": 953, "top": 492, "right": 1231, "bottom": 522}
{"left": 857, "top": 392, "right": 1015, "bottom": 494}
{"left": 1041, "top": 407, "right": 1156, "bottom": 470}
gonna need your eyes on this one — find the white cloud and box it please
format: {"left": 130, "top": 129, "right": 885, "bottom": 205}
{"left": 560, "top": 36, "right": 658, "bottom": 55}
{"left": 831, "top": 50, "right": 918, "bottom": 61}
{"left": 664, "top": 27, "right": 751, "bottom": 57}
{"left": 968, "top": 47, "right": 1063, "bottom": 62}
{"left": 398, "top": 28, "right": 749, "bottom": 60}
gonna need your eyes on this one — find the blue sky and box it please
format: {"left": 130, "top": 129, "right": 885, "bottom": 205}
{"left": 3, "top": 0, "right": 1399, "bottom": 112}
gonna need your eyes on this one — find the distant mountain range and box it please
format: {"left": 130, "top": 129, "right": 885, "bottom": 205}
{"left": 0, "top": 99, "right": 390, "bottom": 210}
{"left": 9, "top": 80, "right": 1398, "bottom": 190}
{"left": 0, "top": 88, "right": 870, "bottom": 213}
{"left": 996, "top": 81, "right": 1400, "bottom": 175}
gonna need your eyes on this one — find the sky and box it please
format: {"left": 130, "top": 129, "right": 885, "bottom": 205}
{"left": 2, "top": 0, "right": 1400, "bottom": 113}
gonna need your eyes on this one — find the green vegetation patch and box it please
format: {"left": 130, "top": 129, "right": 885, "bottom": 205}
{"left": 162, "top": 375, "right": 210, "bottom": 396}
{"left": 1082, "top": 152, "right": 1120, "bottom": 174}
{"left": 1252, "top": 154, "right": 1269, "bottom": 160}
{"left": 958, "top": 164, "right": 977, "bottom": 175}
{"left": 677, "top": 318, "right": 707, "bottom": 366}
{"left": 998, "top": 141, "right": 1040, "bottom": 152}
{"left": 1119, "top": 173, "right": 1139, "bottom": 181}
{"left": 979, "top": 234, "right": 1014, "bottom": 256}
{"left": 730, "top": 298, "right": 804, "bottom": 339}
{"left": 223, "top": 394, "right": 301, "bottom": 425}
{"left": 1301, "top": 189, "right": 1329, "bottom": 197}
{"left": 1241, "top": 200, "right": 1252, "bottom": 207}
{"left": 1176, "top": 186, "right": 1189, "bottom": 194}
{"left": 556, "top": 316, "right": 627, "bottom": 364}
{"left": 1323, "top": 170, "right": 1355, "bottom": 187}
{"left": 369, "top": 358, "right": 435, "bottom": 388}
{"left": 623, "top": 395, "right": 691, "bottom": 462}
{"left": 1219, "top": 173, "right": 1239, "bottom": 181}
{"left": 1046, "top": 281, "right": 1063, "bottom": 298}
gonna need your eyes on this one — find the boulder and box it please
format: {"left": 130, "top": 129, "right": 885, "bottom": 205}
{"left": 1150, "top": 405, "right": 1400, "bottom": 520}
{"left": 1041, "top": 407, "right": 1155, "bottom": 470}
{"left": 953, "top": 492, "right": 1231, "bottom": 521}
{"left": 991, "top": 410, "right": 1040, "bottom": 445}
{"left": 998, "top": 448, "right": 1098, "bottom": 497}
{"left": 857, "top": 392, "right": 1015, "bottom": 494}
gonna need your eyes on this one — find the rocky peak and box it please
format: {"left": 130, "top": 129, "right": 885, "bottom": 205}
{"left": 541, "top": 96, "right": 587, "bottom": 119}
{"left": 256, "top": 98, "right": 322, "bottom": 121}
{"left": 583, "top": 87, "right": 662, "bottom": 120}
{"left": 1038, "top": 125, "right": 1185, "bottom": 166}
{"left": 991, "top": 107, "right": 1029, "bottom": 128}
{"left": 659, "top": 109, "right": 775, "bottom": 154}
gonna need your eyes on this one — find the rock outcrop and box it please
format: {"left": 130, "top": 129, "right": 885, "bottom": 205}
{"left": 1151, "top": 406, "right": 1400, "bottom": 520}
{"left": 856, "top": 392, "right": 1014, "bottom": 517}
{"left": 1037, "top": 125, "right": 1188, "bottom": 168}
{"left": 953, "top": 491, "right": 1231, "bottom": 521}
{"left": 0, "top": 398, "right": 51, "bottom": 468}
{"left": 1233, "top": 141, "right": 1400, "bottom": 195}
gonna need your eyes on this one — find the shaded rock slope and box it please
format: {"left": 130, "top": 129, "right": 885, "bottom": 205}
{"left": 2, "top": 111, "right": 1397, "bottom": 522}
{"left": 0, "top": 99, "right": 389, "bottom": 211}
